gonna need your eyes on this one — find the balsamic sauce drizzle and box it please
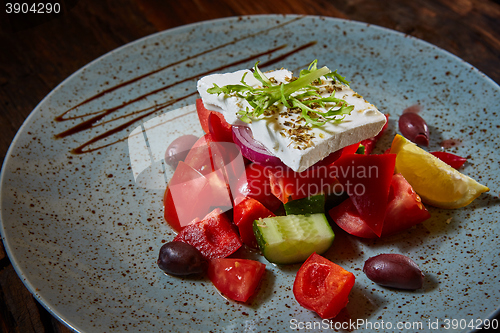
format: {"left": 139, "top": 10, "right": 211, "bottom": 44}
{"left": 54, "top": 44, "right": 288, "bottom": 140}
{"left": 54, "top": 18, "right": 321, "bottom": 154}
{"left": 70, "top": 92, "right": 197, "bottom": 154}
{"left": 55, "top": 16, "right": 304, "bottom": 121}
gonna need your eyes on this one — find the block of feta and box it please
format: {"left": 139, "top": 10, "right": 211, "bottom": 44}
{"left": 197, "top": 68, "right": 387, "bottom": 172}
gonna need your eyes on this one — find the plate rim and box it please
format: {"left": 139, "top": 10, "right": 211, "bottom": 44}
{"left": 1, "top": 14, "right": 499, "bottom": 332}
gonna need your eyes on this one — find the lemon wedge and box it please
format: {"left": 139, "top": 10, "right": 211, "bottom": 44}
{"left": 389, "top": 134, "right": 489, "bottom": 209}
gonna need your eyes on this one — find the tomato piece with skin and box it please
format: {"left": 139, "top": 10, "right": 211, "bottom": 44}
{"left": 163, "top": 161, "right": 213, "bottom": 232}
{"left": 430, "top": 151, "right": 467, "bottom": 169}
{"left": 328, "top": 199, "right": 378, "bottom": 238}
{"left": 265, "top": 143, "right": 361, "bottom": 204}
{"left": 209, "top": 141, "right": 247, "bottom": 206}
{"left": 180, "top": 133, "right": 235, "bottom": 210}
{"left": 208, "top": 258, "right": 266, "bottom": 302}
{"left": 164, "top": 148, "right": 233, "bottom": 233}
{"left": 332, "top": 153, "right": 396, "bottom": 237}
{"left": 184, "top": 133, "right": 235, "bottom": 175}
{"left": 163, "top": 186, "right": 182, "bottom": 233}
{"left": 204, "top": 168, "right": 233, "bottom": 212}
{"left": 184, "top": 133, "right": 215, "bottom": 175}
{"left": 173, "top": 208, "right": 242, "bottom": 259}
{"left": 234, "top": 163, "right": 283, "bottom": 212}
{"left": 196, "top": 98, "right": 210, "bottom": 133}
{"left": 165, "top": 131, "right": 245, "bottom": 234}
{"left": 293, "top": 253, "right": 355, "bottom": 319}
{"left": 208, "top": 112, "right": 233, "bottom": 143}
{"left": 196, "top": 98, "right": 232, "bottom": 134}
{"left": 233, "top": 197, "right": 275, "bottom": 248}
{"left": 329, "top": 173, "right": 430, "bottom": 238}
{"left": 383, "top": 173, "right": 431, "bottom": 235}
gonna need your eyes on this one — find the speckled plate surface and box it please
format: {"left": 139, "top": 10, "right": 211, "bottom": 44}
{"left": 1, "top": 15, "right": 499, "bottom": 333}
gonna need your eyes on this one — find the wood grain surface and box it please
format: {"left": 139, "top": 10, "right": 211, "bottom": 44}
{"left": 0, "top": 0, "right": 499, "bottom": 332}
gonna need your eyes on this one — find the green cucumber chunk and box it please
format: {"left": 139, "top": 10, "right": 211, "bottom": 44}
{"left": 283, "top": 194, "right": 325, "bottom": 215}
{"left": 253, "top": 213, "right": 335, "bottom": 265}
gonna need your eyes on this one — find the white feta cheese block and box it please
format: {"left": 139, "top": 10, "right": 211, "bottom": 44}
{"left": 198, "top": 69, "right": 293, "bottom": 125}
{"left": 197, "top": 68, "right": 387, "bottom": 172}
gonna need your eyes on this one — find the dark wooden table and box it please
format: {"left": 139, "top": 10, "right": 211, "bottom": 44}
{"left": 0, "top": 0, "right": 499, "bottom": 332}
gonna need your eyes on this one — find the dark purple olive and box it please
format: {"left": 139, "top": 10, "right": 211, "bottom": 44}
{"left": 399, "top": 112, "right": 430, "bottom": 146}
{"left": 157, "top": 241, "right": 207, "bottom": 276}
{"left": 363, "top": 253, "right": 424, "bottom": 290}
{"left": 164, "top": 135, "right": 199, "bottom": 167}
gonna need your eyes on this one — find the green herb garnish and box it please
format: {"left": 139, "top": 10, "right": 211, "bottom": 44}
{"left": 207, "top": 60, "right": 354, "bottom": 125}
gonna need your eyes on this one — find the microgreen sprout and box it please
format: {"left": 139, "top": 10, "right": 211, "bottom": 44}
{"left": 207, "top": 60, "right": 354, "bottom": 126}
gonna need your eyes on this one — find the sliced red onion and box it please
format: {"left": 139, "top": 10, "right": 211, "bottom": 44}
{"left": 231, "top": 125, "right": 343, "bottom": 170}
{"left": 232, "top": 125, "right": 286, "bottom": 167}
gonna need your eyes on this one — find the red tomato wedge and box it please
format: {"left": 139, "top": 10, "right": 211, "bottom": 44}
{"left": 329, "top": 174, "right": 430, "bottom": 238}
{"left": 233, "top": 163, "right": 283, "bottom": 211}
{"left": 233, "top": 197, "right": 275, "bottom": 248}
{"left": 173, "top": 208, "right": 242, "bottom": 259}
{"left": 430, "top": 151, "right": 467, "bottom": 169}
{"left": 293, "top": 253, "right": 355, "bottom": 319}
{"left": 265, "top": 143, "right": 361, "bottom": 204}
{"left": 208, "top": 112, "right": 233, "bottom": 143}
{"left": 384, "top": 173, "right": 431, "bottom": 234}
{"left": 175, "top": 133, "right": 242, "bottom": 218}
{"left": 332, "top": 153, "right": 396, "bottom": 237}
{"left": 328, "top": 199, "right": 378, "bottom": 238}
{"left": 164, "top": 161, "right": 213, "bottom": 232}
{"left": 196, "top": 98, "right": 232, "bottom": 134}
{"left": 185, "top": 127, "right": 235, "bottom": 179}
{"left": 184, "top": 133, "right": 215, "bottom": 175}
{"left": 196, "top": 98, "right": 214, "bottom": 134}
{"left": 209, "top": 141, "right": 247, "bottom": 206}
{"left": 165, "top": 138, "right": 234, "bottom": 232}
{"left": 204, "top": 168, "right": 233, "bottom": 211}
{"left": 208, "top": 258, "right": 266, "bottom": 302}
{"left": 163, "top": 187, "right": 184, "bottom": 233}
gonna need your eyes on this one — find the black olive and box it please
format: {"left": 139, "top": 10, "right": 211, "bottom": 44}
{"left": 399, "top": 112, "right": 430, "bottom": 146}
{"left": 363, "top": 253, "right": 424, "bottom": 290}
{"left": 157, "top": 241, "right": 207, "bottom": 276}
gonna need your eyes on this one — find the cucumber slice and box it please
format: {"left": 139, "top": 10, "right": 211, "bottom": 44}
{"left": 253, "top": 213, "right": 335, "bottom": 265}
{"left": 283, "top": 194, "right": 325, "bottom": 215}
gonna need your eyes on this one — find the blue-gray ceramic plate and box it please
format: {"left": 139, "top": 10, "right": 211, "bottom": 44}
{"left": 1, "top": 15, "right": 499, "bottom": 333}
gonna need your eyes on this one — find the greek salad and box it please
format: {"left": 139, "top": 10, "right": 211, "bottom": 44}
{"left": 157, "top": 60, "right": 489, "bottom": 319}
